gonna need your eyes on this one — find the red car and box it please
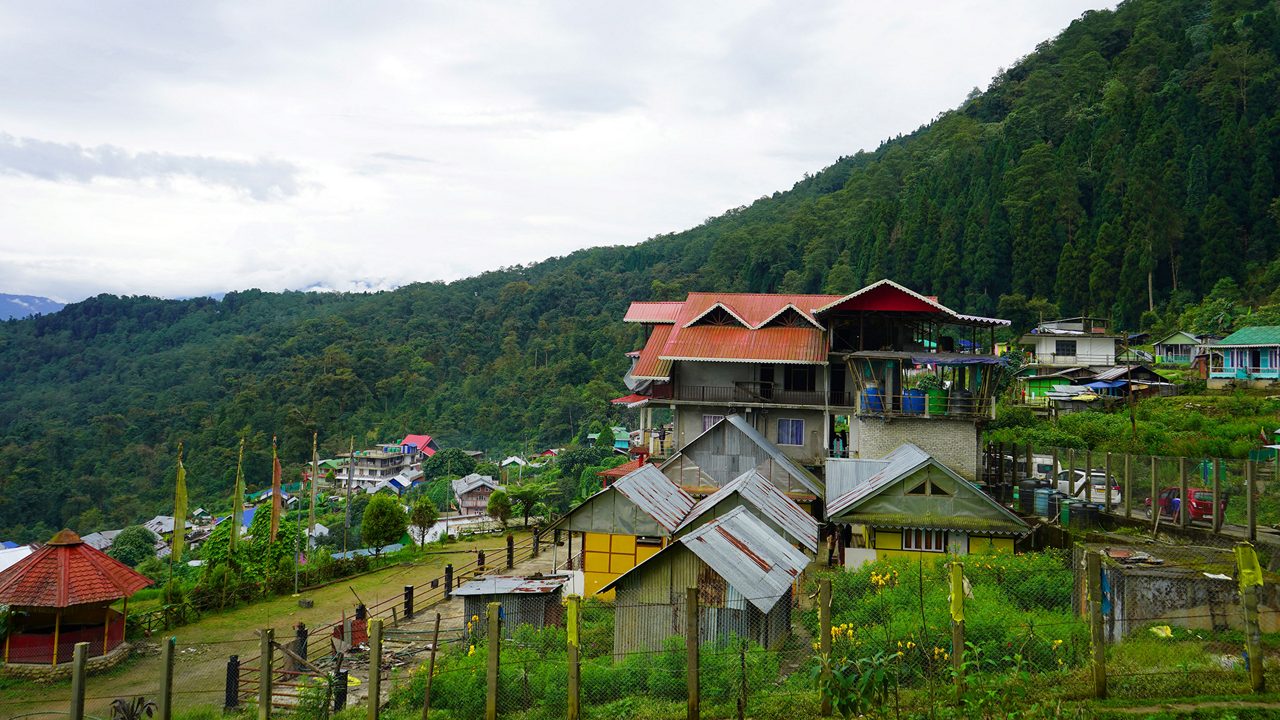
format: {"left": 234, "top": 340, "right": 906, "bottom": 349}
{"left": 1145, "top": 487, "right": 1226, "bottom": 523}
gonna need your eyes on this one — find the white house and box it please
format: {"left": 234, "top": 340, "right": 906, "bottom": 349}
{"left": 1019, "top": 317, "right": 1120, "bottom": 367}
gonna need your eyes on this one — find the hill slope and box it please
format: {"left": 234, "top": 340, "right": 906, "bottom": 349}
{"left": 3, "top": 0, "right": 1280, "bottom": 541}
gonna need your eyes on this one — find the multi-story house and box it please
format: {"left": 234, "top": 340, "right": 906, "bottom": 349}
{"left": 622, "top": 280, "right": 1009, "bottom": 481}
{"left": 340, "top": 434, "right": 436, "bottom": 491}
{"left": 1018, "top": 317, "right": 1121, "bottom": 367}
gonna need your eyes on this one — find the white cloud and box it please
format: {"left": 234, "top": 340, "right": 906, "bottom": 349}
{"left": 0, "top": 0, "right": 1116, "bottom": 302}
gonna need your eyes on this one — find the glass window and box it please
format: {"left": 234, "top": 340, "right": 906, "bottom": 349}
{"left": 1054, "top": 339, "right": 1078, "bottom": 356}
{"left": 777, "top": 418, "right": 804, "bottom": 446}
{"left": 903, "top": 529, "right": 946, "bottom": 552}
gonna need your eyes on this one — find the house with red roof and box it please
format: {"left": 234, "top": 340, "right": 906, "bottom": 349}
{"left": 620, "top": 279, "right": 1010, "bottom": 484}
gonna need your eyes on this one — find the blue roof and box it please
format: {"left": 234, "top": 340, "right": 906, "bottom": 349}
{"left": 242, "top": 507, "right": 257, "bottom": 527}
{"left": 0, "top": 541, "right": 18, "bottom": 549}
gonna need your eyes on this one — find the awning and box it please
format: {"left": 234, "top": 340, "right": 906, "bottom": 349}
{"left": 611, "top": 393, "right": 650, "bottom": 408}
{"left": 1085, "top": 380, "right": 1126, "bottom": 390}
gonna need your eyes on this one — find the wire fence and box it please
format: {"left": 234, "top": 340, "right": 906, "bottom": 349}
{"left": 8, "top": 536, "right": 1280, "bottom": 719}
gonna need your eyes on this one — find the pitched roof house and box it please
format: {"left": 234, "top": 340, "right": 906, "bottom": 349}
{"left": 452, "top": 474, "right": 502, "bottom": 514}
{"left": 1210, "top": 326, "right": 1280, "bottom": 388}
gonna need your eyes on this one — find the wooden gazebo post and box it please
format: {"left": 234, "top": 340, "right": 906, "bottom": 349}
{"left": 103, "top": 606, "right": 111, "bottom": 651}
{"left": 51, "top": 610, "right": 61, "bottom": 666}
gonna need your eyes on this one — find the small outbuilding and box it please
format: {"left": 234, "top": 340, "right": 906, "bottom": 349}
{"left": 0, "top": 530, "right": 151, "bottom": 670}
{"left": 602, "top": 506, "right": 809, "bottom": 657}
{"left": 453, "top": 575, "right": 573, "bottom": 637}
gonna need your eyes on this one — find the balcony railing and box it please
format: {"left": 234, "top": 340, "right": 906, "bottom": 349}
{"left": 854, "top": 390, "right": 994, "bottom": 420}
{"left": 1026, "top": 353, "right": 1116, "bottom": 366}
{"left": 671, "top": 383, "right": 855, "bottom": 407}
{"left": 1209, "top": 367, "right": 1280, "bottom": 379}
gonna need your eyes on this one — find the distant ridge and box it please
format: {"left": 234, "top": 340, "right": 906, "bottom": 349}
{"left": 0, "top": 294, "right": 63, "bottom": 320}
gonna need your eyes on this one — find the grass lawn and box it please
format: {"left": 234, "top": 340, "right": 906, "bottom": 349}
{"left": 0, "top": 531, "right": 524, "bottom": 719}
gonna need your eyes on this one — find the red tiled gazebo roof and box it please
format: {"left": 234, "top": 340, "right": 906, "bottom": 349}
{"left": 598, "top": 457, "right": 645, "bottom": 479}
{"left": 0, "top": 529, "right": 152, "bottom": 608}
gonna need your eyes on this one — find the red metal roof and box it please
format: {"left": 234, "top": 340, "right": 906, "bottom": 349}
{"left": 813, "top": 280, "right": 1009, "bottom": 327}
{"left": 674, "top": 292, "right": 838, "bottom": 329}
{"left": 611, "top": 393, "right": 650, "bottom": 406}
{"left": 631, "top": 324, "right": 674, "bottom": 379}
{"left": 623, "top": 302, "right": 684, "bottom": 324}
{"left": 401, "top": 434, "right": 437, "bottom": 457}
{"left": 662, "top": 325, "right": 827, "bottom": 364}
{"left": 598, "top": 457, "right": 644, "bottom": 478}
{"left": 0, "top": 530, "right": 152, "bottom": 608}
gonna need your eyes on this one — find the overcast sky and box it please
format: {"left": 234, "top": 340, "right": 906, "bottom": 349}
{"left": 0, "top": 1, "right": 1115, "bottom": 303}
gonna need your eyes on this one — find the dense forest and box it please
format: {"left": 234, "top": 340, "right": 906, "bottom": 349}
{"left": 3, "top": 0, "right": 1280, "bottom": 541}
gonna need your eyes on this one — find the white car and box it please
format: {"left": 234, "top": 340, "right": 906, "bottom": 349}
{"left": 1055, "top": 469, "right": 1122, "bottom": 508}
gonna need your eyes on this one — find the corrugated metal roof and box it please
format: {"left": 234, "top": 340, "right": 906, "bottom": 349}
{"left": 607, "top": 506, "right": 808, "bottom": 613}
{"left": 452, "top": 574, "right": 572, "bottom": 596}
{"left": 675, "top": 292, "right": 838, "bottom": 329}
{"left": 824, "top": 458, "right": 890, "bottom": 503}
{"left": 452, "top": 473, "right": 500, "bottom": 497}
{"left": 612, "top": 465, "right": 697, "bottom": 533}
{"left": 812, "top": 279, "right": 1010, "bottom": 327}
{"left": 661, "top": 325, "right": 827, "bottom": 364}
{"left": 825, "top": 443, "right": 1028, "bottom": 532}
{"left": 1216, "top": 326, "right": 1280, "bottom": 347}
{"left": 724, "top": 414, "right": 824, "bottom": 496}
{"left": 631, "top": 324, "right": 674, "bottom": 379}
{"left": 677, "top": 470, "right": 819, "bottom": 552}
{"left": 624, "top": 302, "right": 684, "bottom": 324}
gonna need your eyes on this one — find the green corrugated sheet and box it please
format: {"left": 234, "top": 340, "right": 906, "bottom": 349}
{"left": 1217, "top": 326, "right": 1280, "bottom": 346}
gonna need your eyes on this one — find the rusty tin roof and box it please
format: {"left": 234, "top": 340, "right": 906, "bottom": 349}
{"left": 678, "top": 470, "right": 819, "bottom": 553}
{"left": 612, "top": 464, "right": 697, "bottom": 533}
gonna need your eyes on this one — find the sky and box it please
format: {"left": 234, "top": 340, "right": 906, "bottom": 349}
{"left": 0, "top": 1, "right": 1116, "bottom": 303}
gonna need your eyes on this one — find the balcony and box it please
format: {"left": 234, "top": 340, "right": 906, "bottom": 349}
{"left": 853, "top": 390, "right": 994, "bottom": 421}
{"left": 1025, "top": 353, "right": 1116, "bottom": 367}
{"left": 1209, "top": 366, "right": 1280, "bottom": 380}
{"left": 670, "top": 382, "right": 854, "bottom": 407}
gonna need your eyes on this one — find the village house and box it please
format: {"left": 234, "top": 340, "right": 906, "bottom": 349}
{"left": 825, "top": 443, "right": 1030, "bottom": 567}
{"left": 1209, "top": 326, "right": 1280, "bottom": 388}
{"left": 339, "top": 433, "right": 438, "bottom": 491}
{"left": 1152, "top": 331, "right": 1206, "bottom": 365}
{"left": 621, "top": 280, "right": 1009, "bottom": 481}
{"left": 1019, "top": 316, "right": 1121, "bottom": 367}
{"left": 673, "top": 469, "right": 819, "bottom": 555}
{"left": 601, "top": 506, "right": 809, "bottom": 656}
{"left": 452, "top": 473, "right": 502, "bottom": 515}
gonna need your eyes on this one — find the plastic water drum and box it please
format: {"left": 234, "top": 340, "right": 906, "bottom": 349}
{"left": 862, "top": 388, "right": 884, "bottom": 412}
{"left": 1034, "top": 487, "right": 1053, "bottom": 517}
{"left": 1018, "top": 481, "right": 1038, "bottom": 514}
{"left": 903, "top": 389, "right": 926, "bottom": 415}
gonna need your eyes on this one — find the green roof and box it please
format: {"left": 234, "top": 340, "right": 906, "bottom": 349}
{"left": 1216, "top": 326, "right": 1280, "bottom": 347}
{"left": 1154, "top": 331, "right": 1199, "bottom": 346}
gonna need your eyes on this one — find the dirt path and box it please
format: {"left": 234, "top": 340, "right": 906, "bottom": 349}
{"left": 0, "top": 534, "right": 521, "bottom": 719}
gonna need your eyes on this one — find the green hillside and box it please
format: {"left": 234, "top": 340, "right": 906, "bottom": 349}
{"left": 4, "top": 0, "right": 1280, "bottom": 541}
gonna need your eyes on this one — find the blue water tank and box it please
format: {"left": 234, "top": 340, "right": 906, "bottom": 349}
{"left": 1034, "top": 487, "right": 1053, "bottom": 516}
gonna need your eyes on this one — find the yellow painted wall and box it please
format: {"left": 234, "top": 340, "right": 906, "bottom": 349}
{"left": 581, "top": 532, "right": 666, "bottom": 599}
{"left": 871, "top": 529, "right": 1011, "bottom": 564}
{"left": 967, "top": 536, "right": 1015, "bottom": 554}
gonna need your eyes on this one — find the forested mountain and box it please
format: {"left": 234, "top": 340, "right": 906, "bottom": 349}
{"left": 3, "top": 0, "right": 1280, "bottom": 541}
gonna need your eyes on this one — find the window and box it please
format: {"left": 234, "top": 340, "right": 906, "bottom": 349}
{"left": 702, "top": 414, "right": 725, "bottom": 432}
{"left": 903, "top": 529, "right": 946, "bottom": 552}
{"left": 783, "top": 365, "right": 816, "bottom": 392}
{"left": 1054, "top": 339, "right": 1077, "bottom": 357}
{"left": 777, "top": 418, "right": 805, "bottom": 446}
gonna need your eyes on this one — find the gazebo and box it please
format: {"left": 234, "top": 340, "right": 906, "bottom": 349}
{"left": 0, "top": 529, "right": 152, "bottom": 666}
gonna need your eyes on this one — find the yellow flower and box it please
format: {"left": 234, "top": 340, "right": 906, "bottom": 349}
{"left": 466, "top": 622, "right": 472, "bottom": 633}
{"left": 467, "top": 645, "right": 476, "bottom": 657}
{"left": 471, "top": 615, "right": 480, "bottom": 623}
{"left": 1052, "top": 639, "right": 1063, "bottom": 649}
{"left": 907, "top": 641, "right": 915, "bottom": 649}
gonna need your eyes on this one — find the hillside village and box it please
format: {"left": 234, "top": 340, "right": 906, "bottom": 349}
{"left": 2, "top": 278, "right": 1279, "bottom": 719}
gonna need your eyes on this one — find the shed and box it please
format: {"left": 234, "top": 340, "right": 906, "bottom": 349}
{"left": 1153, "top": 331, "right": 1201, "bottom": 364}
{"left": 453, "top": 575, "right": 572, "bottom": 637}
{"left": 659, "top": 414, "right": 824, "bottom": 501}
{"left": 0, "top": 530, "right": 151, "bottom": 666}
{"left": 601, "top": 506, "right": 809, "bottom": 656}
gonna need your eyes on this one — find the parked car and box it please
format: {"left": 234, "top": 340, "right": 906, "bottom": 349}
{"left": 1055, "top": 469, "right": 1122, "bottom": 508}
{"left": 1031, "top": 455, "right": 1058, "bottom": 481}
{"left": 1145, "top": 487, "right": 1226, "bottom": 523}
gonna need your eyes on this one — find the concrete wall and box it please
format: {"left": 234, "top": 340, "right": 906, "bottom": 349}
{"left": 674, "top": 406, "right": 826, "bottom": 465}
{"left": 855, "top": 417, "right": 979, "bottom": 480}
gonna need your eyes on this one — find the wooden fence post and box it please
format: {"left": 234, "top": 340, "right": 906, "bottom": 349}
{"left": 1236, "top": 542, "right": 1266, "bottom": 692}
{"left": 1104, "top": 452, "right": 1112, "bottom": 512}
{"left": 507, "top": 534, "right": 515, "bottom": 569}
{"left": 1150, "top": 457, "right": 1157, "bottom": 526}
{"left": 368, "top": 618, "right": 383, "bottom": 720}
{"left": 1247, "top": 461, "right": 1257, "bottom": 542}
{"left": 69, "top": 641, "right": 88, "bottom": 720}
{"left": 567, "top": 595, "right": 581, "bottom": 720}
{"left": 159, "top": 636, "right": 175, "bottom": 720}
{"left": 1087, "top": 553, "right": 1107, "bottom": 699}
{"left": 422, "top": 612, "right": 441, "bottom": 720}
{"left": 404, "top": 586, "right": 414, "bottom": 621}
{"left": 259, "top": 628, "right": 273, "bottom": 720}
{"left": 1025, "top": 443, "right": 1034, "bottom": 485}
{"left": 1179, "top": 457, "right": 1189, "bottom": 528}
{"left": 1085, "top": 450, "right": 1093, "bottom": 503}
{"left": 687, "top": 587, "right": 700, "bottom": 720}
{"left": 444, "top": 564, "right": 453, "bottom": 599}
{"left": 819, "top": 578, "right": 832, "bottom": 716}
{"left": 1123, "top": 453, "right": 1131, "bottom": 518}
{"left": 950, "top": 562, "right": 965, "bottom": 702}
{"left": 486, "top": 602, "right": 500, "bottom": 720}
